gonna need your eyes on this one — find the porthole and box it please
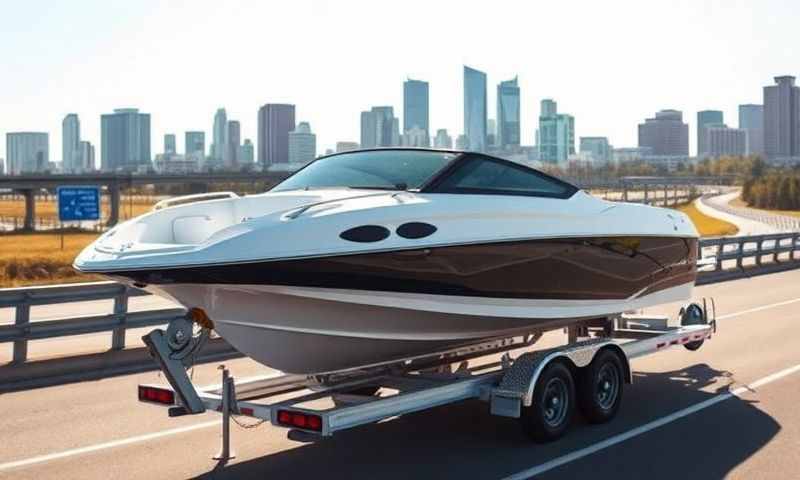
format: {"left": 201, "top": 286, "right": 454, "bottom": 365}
{"left": 396, "top": 222, "right": 437, "bottom": 239}
{"left": 340, "top": 225, "right": 391, "bottom": 243}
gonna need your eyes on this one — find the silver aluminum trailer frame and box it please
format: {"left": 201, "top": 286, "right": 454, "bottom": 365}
{"left": 139, "top": 302, "right": 716, "bottom": 448}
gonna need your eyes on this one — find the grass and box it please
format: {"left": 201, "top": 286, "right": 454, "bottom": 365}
{"left": 730, "top": 196, "right": 800, "bottom": 219}
{"left": 0, "top": 232, "right": 103, "bottom": 287}
{"left": 675, "top": 202, "right": 739, "bottom": 237}
{"left": 0, "top": 196, "right": 154, "bottom": 223}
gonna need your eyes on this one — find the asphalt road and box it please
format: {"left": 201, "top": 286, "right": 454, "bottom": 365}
{"left": 1, "top": 267, "right": 800, "bottom": 479}
{"left": 696, "top": 191, "right": 779, "bottom": 236}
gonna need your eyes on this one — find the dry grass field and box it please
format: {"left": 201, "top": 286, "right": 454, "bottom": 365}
{"left": 0, "top": 196, "right": 154, "bottom": 223}
{"left": 0, "top": 232, "right": 102, "bottom": 287}
{"left": 676, "top": 202, "right": 739, "bottom": 237}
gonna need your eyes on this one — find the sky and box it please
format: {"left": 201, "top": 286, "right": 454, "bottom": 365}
{"left": 1, "top": 0, "right": 799, "bottom": 162}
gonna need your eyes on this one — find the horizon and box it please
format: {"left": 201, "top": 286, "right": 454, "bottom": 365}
{"left": 1, "top": 0, "right": 798, "bottom": 163}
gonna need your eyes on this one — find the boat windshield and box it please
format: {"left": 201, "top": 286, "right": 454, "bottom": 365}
{"left": 272, "top": 150, "right": 458, "bottom": 192}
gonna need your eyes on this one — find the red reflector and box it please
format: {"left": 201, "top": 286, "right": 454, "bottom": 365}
{"left": 277, "top": 410, "right": 291, "bottom": 424}
{"left": 292, "top": 414, "right": 307, "bottom": 428}
{"left": 240, "top": 407, "right": 254, "bottom": 416}
{"left": 276, "top": 410, "right": 322, "bottom": 432}
{"left": 307, "top": 415, "right": 322, "bottom": 431}
{"left": 138, "top": 386, "right": 175, "bottom": 405}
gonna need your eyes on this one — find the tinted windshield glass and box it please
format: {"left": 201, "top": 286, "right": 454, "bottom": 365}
{"left": 272, "top": 150, "right": 457, "bottom": 192}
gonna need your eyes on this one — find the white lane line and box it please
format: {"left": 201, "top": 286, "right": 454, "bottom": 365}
{"left": 3, "top": 296, "right": 800, "bottom": 472}
{"left": 501, "top": 362, "right": 800, "bottom": 480}
{"left": 0, "top": 420, "right": 218, "bottom": 472}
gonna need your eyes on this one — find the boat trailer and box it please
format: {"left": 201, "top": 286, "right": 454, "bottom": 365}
{"left": 139, "top": 300, "right": 716, "bottom": 460}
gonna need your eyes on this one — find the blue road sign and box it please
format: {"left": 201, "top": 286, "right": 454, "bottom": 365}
{"left": 58, "top": 186, "right": 100, "bottom": 222}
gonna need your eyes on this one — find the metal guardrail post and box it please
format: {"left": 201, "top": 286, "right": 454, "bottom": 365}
{"left": 111, "top": 289, "right": 130, "bottom": 350}
{"left": 755, "top": 238, "right": 763, "bottom": 267}
{"left": 735, "top": 239, "right": 743, "bottom": 269}
{"left": 13, "top": 293, "right": 31, "bottom": 363}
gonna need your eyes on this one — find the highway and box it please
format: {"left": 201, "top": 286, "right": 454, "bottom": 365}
{"left": 2, "top": 267, "right": 800, "bottom": 479}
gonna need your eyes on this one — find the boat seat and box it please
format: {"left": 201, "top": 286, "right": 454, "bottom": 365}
{"left": 172, "top": 215, "right": 224, "bottom": 244}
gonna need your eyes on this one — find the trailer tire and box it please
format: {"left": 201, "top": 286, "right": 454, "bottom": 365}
{"left": 521, "top": 361, "right": 575, "bottom": 442}
{"left": 578, "top": 349, "right": 623, "bottom": 424}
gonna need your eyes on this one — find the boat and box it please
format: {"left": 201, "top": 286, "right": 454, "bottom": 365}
{"left": 74, "top": 148, "right": 699, "bottom": 374}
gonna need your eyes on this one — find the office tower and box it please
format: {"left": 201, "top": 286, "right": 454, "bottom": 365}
{"left": 455, "top": 134, "right": 469, "bottom": 150}
{"left": 579, "top": 137, "right": 613, "bottom": 164}
{"left": 239, "top": 139, "right": 254, "bottom": 164}
{"left": 257, "top": 104, "right": 296, "bottom": 165}
{"left": 486, "top": 119, "right": 496, "bottom": 147}
{"left": 463, "top": 66, "right": 487, "bottom": 152}
{"left": 335, "top": 141, "right": 359, "bottom": 153}
{"left": 62, "top": 113, "right": 80, "bottom": 173}
{"left": 403, "top": 79, "right": 429, "bottom": 136}
{"left": 78, "top": 140, "right": 95, "bottom": 170}
{"left": 763, "top": 76, "right": 800, "bottom": 159}
{"left": 538, "top": 99, "right": 575, "bottom": 164}
{"left": 6, "top": 132, "right": 49, "bottom": 174}
{"left": 497, "top": 77, "right": 520, "bottom": 148}
{"left": 637, "top": 110, "right": 689, "bottom": 156}
{"left": 288, "top": 122, "right": 317, "bottom": 165}
{"left": 403, "top": 126, "right": 429, "bottom": 147}
{"left": 225, "top": 120, "right": 241, "bottom": 167}
{"left": 100, "top": 108, "right": 151, "bottom": 171}
{"left": 433, "top": 129, "right": 453, "bottom": 149}
{"left": 360, "top": 106, "right": 399, "bottom": 148}
{"left": 707, "top": 126, "right": 747, "bottom": 158}
{"left": 0, "top": 159, "right": 4, "bottom": 175}
{"left": 212, "top": 108, "right": 227, "bottom": 163}
{"left": 164, "top": 134, "right": 176, "bottom": 155}
{"left": 738, "top": 104, "right": 764, "bottom": 155}
{"left": 185, "top": 131, "right": 205, "bottom": 156}
{"left": 697, "top": 110, "right": 724, "bottom": 157}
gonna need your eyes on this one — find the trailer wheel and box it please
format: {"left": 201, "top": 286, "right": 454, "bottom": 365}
{"left": 680, "top": 303, "right": 706, "bottom": 351}
{"left": 578, "top": 349, "right": 624, "bottom": 424}
{"left": 521, "top": 361, "right": 575, "bottom": 442}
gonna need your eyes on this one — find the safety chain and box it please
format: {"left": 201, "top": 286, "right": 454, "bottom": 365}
{"left": 231, "top": 414, "right": 267, "bottom": 429}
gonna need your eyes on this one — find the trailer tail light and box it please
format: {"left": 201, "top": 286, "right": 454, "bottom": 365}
{"left": 138, "top": 385, "right": 176, "bottom": 405}
{"left": 276, "top": 409, "right": 322, "bottom": 432}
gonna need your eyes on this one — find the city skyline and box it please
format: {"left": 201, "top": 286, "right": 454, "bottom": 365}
{"left": 2, "top": 1, "right": 797, "bottom": 164}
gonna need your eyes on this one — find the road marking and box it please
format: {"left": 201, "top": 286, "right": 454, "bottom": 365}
{"left": 501, "top": 362, "right": 800, "bottom": 480}
{"left": 0, "top": 420, "right": 218, "bottom": 472}
{"left": 717, "top": 297, "right": 800, "bottom": 321}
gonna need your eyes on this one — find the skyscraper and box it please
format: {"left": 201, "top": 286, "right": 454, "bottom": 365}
{"left": 100, "top": 108, "right": 151, "bottom": 171}
{"left": 257, "top": 103, "right": 296, "bottom": 165}
{"left": 707, "top": 126, "right": 747, "bottom": 158}
{"left": 78, "top": 141, "right": 95, "bottom": 170}
{"left": 579, "top": 137, "right": 613, "bottom": 164}
{"left": 239, "top": 139, "right": 254, "bottom": 164}
{"left": 185, "top": 131, "right": 205, "bottom": 156}
{"left": 738, "top": 104, "right": 764, "bottom": 156}
{"left": 225, "top": 120, "right": 241, "bottom": 167}
{"left": 497, "top": 77, "right": 520, "bottom": 148}
{"left": 433, "top": 129, "right": 453, "bottom": 149}
{"left": 164, "top": 134, "right": 176, "bottom": 155}
{"left": 763, "top": 75, "right": 800, "bottom": 159}
{"left": 537, "top": 99, "right": 575, "bottom": 164}
{"left": 212, "top": 108, "right": 227, "bottom": 163}
{"left": 403, "top": 79, "right": 429, "bottom": 137}
{"left": 697, "top": 110, "right": 724, "bottom": 157}
{"left": 463, "top": 66, "right": 487, "bottom": 152}
{"left": 288, "top": 122, "right": 317, "bottom": 165}
{"left": 6, "top": 132, "right": 49, "bottom": 174}
{"left": 360, "top": 106, "right": 399, "bottom": 148}
{"left": 637, "top": 110, "right": 689, "bottom": 156}
{"left": 62, "top": 114, "right": 80, "bottom": 173}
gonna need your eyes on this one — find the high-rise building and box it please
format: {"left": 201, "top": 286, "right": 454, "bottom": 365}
{"left": 185, "top": 131, "right": 205, "bottom": 156}
{"left": 433, "top": 129, "right": 453, "bottom": 149}
{"left": 239, "top": 139, "right": 254, "bottom": 164}
{"left": 486, "top": 119, "right": 496, "bottom": 147}
{"left": 212, "top": 108, "right": 227, "bottom": 163}
{"left": 763, "top": 75, "right": 800, "bottom": 159}
{"left": 707, "top": 126, "right": 747, "bottom": 158}
{"left": 100, "top": 108, "right": 151, "bottom": 171}
{"left": 225, "top": 120, "right": 241, "bottom": 167}
{"left": 538, "top": 99, "right": 575, "bottom": 164}
{"left": 455, "top": 134, "right": 469, "bottom": 150}
{"left": 360, "top": 106, "right": 399, "bottom": 148}
{"left": 402, "top": 126, "right": 429, "bottom": 147}
{"left": 579, "top": 137, "right": 613, "bottom": 164}
{"left": 257, "top": 104, "right": 295, "bottom": 165}
{"left": 738, "top": 104, "right": 764, "bottom": 156}
{"left": 637, "top": 110, "right": 689, "bottom": 156}
{"left": 463, "top": 66, "right": 487, "bottom": 152}
{"left": 697, "top": 110, "right": 724, "bottom": 157}
{"left": 288, "top": 122, "right": 316, "bottom": 165}
{"left": 78, "top": 140, "right": 95, "bottom": 171}
{"left": 164, "top": 133, "right": 176, "bottom": 155}
{"left": 403, "top": 79, "right": 429, "bottom": 136}
{"left": 62, "top": 113, "right": 80, "bottom": 173}
{"left": 6, "top": 132, "right": 49, "bottom": 174}
{"left": 497, "top": 77, "right": 520, "bottom": 148}
{"left": 336, "top": 141, "right": 359, "bottom": 153}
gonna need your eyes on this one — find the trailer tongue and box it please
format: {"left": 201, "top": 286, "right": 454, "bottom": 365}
{"left": 138, "top": 301, "right": 716, "bottom": 458}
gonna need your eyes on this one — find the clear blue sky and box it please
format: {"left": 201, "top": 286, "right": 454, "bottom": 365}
{"left": 1, "top": 0, "right": 798, "bottom": 161}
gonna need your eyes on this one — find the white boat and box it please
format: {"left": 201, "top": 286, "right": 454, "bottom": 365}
{"left": 74, "top": 149, "right": 699, "bottom": 374}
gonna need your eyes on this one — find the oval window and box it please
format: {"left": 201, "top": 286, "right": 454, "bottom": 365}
{"left": 396, "top": 222, "right": 437, "bottom": 239}
{"left": 340, "top": 225, "right": 390, "bottom": 243}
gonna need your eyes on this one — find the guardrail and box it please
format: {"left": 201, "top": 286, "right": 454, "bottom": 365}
{"left": 1, "top": 231, "right": 798, "bottom": 389}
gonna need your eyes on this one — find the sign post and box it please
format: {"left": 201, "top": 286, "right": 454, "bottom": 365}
{"left": 57, "top": 186, "right": 101, "bottom": 249}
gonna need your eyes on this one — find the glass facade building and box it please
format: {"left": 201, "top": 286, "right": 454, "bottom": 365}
{"left": 537, "top": 99, "right": 574, "bottom": 164}
{"left": 258, "top": 104, "right": 296, "bottom": 165}
{"left": 463, "top": 66, "right": 487, "bottom": 152}
{"left": 403, "top": 79, "right": 429, "bottom": 136}
{"left": 100, "top": 108, "right": 151, "bottom": 171}
{"left": 697, "top": 110, "right": 724, "bottom": 157}
{"left": 496, "top": 77, "right": 520, "bottom": 148}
